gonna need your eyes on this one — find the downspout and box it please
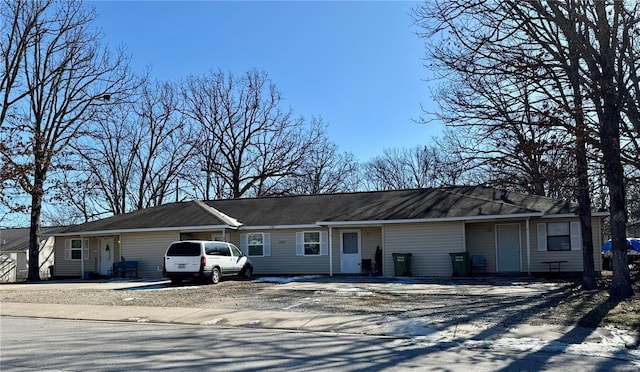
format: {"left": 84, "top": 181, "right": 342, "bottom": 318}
{"left": 329, "top": 227, "right": 333, "bottom": 276}
{"left": 526, "top": 218, "right": 531, "bottom": 275}
{"left": 462, "top": 221, "right": 466, "bottom": 251}
{"left": 381, "top": 225, "right": 385, "bottom": 277}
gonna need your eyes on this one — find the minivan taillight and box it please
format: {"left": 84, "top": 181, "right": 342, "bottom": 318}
{"left": 200, "top": 256, "right": 206, "bottom": 271}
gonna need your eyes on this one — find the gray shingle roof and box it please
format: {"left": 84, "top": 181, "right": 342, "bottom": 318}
{"left": 58, "top": 186, "right": 581, "bottom": 234}
{"left": 0, "top": 227, "right": 64, "bottom": 252}
{"left": 58, "top": 200, "right": 232, "bottom": 234}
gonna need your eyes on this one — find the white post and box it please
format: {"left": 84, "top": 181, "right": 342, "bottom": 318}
{"left": 80, "top": 237, "right": 85, "bottom": 279}
{"left": 329, "top": 227, "right": 333, "bottom": 277}
{"left": 526, "top": 218, "right": 531, "bottom": 275}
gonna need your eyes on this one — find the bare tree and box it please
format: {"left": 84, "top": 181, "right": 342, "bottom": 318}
{"left": 281, "top": 118, "right": 360, "bottom": 194}
{"left": 0, "top": 0, "right": 50, "bottom": 126}
{"left": 131, "top": 81, "right": 195, "bottom": 209}
{"left": 67, "top": 102, "right": 138, "bottom": 218}
{"left": 364, "top": 145, "right": 454, "bottom": 190}
{"left": 182, "top": 70, "right": 319, "bottom": 198}
{"left": 431, "top": 70, "right": 578, "bottom": 199}
{"left": 515, "top": 0, "right": 637, "bottom": 297}
{"left": 0, "top": 0, "right": 134, "bottom": 280}
{"left": 414, "top": 0, "right": 638, "bottom": 297}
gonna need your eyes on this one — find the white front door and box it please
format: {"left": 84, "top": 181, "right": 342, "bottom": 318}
{"left": 340, "top": 230, "right": 361, "bottom": 274}
{"left": 100, "top": 237, "right": 115, "bottom": 276}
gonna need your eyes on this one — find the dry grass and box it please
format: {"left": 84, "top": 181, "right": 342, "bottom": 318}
{"left": 547, "top": 270, "right": 640, "bottom": 330}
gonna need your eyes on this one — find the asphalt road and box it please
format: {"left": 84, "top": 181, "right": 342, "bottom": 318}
{"left": 1, "top": 317, "right": 637, "bottom": 371}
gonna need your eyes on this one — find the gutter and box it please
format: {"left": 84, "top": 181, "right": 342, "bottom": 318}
{"left": 55, "top": 224, "right": 234, "bottom": 237}
{"left": 317, "top": 212, "right": 544, "bottom": 226}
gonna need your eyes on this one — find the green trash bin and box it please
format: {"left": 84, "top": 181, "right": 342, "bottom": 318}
{"left": 449, "top": 252, "right": 470, "bottom": 276}
{"left": 392, "top": 253, "right": 412, "bottom": 276}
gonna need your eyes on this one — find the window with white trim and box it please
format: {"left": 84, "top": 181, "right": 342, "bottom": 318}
{"left": 303, "top": 232, "right": 320, "bottom": 255}
{"left": 537, "top": 222, "right": 581, "bottom": 251}
{"left": 547, "top": 222, "right": 571, "bottom": 251}
{"left": 248, "top": 233, "right": 264, "bottom": 256}
{"left": 65, "top": 238, "right": 89, "bottom": 260}
{"left": 296, "top": 231, "right": 328, "bottom": 256}
{"left": 240, "top": 233, "right": 270, "bottom": 257}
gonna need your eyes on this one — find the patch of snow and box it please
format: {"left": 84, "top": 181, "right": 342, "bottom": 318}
{"left": 249, "top": 320, "right": 261, "bottom": 325}
{"left": 603, "top": 326, "right": 637, "bottom": 347}
{"left": 122, "top": 297, "right": 136, "bottom": 301}
{"left": 371, "top": 316, "right": 639, "bottom": 363}
{"left": 335, "top": 287, "right": 374, "bottom": 296}
{"left": 254, "top": 275, "right": 324, "bottom": 284}
{"left": 282, "top": 303, "right": 304, "bottom": 310}
{"left": 462, "top": 337, "right": 640, "bottom": 363}
{"left": 124, "top": 285, "right": 200, "bottom": 291}
{"left": 375, "top": 316, "right": 440, "bottom": 338}
{"left": 128, "top": 317, "right": 149, "bottom": 323}
{"left": 202, "top": 319, "right": 223, "bottom": 325}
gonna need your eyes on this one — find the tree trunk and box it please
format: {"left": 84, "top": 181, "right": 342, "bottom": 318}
{"left": 576, "top": 145, "right": 596, "bottom": 290}
{"left": 600, "top": 81, "right": 632, "bottom": 298}
{"left": 567, "top": 19, "right": 597, "bottom": 290}
{"left": 605, "top": 148, "right": 632, "bottom": 298}
{"left": 594, "top": 2, "right": 633, "bottom": 299}
{"left": 28, "top": 183, "right": 43, "bottom": 282}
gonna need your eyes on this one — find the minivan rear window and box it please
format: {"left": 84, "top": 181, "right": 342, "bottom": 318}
{"left": 166, "top": 242, "right": 201, "bottom": 256}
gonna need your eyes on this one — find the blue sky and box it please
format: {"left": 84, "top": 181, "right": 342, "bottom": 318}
{"left": 90, "top": 0, "right": 442, "bottom": 161}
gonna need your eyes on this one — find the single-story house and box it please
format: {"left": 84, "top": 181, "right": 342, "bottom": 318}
{"left": 0, "top": 227, "right": 58, "bottom": 282}
{"left": 52, "top": 186, "right": 607, "bottom": 279}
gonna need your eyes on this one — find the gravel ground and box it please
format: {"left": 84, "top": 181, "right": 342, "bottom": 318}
{"left": 1, "top": 273, "right": 638, "bottom": 331}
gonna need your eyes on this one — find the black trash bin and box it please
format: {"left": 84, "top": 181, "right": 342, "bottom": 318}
{"left": 392, "top": 253, "right": 412, "bottom": 276}
{"left": 449, "top": 252, "right": 470, "bottom": 276}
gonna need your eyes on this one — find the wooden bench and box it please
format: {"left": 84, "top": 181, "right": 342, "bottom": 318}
{"left": 541, "top": 260, "right": 568, "bottom": 272}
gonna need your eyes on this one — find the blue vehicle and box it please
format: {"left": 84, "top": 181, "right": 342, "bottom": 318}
{"left": 601, "top": 238, "right": 640, "bottom": 269}
{"left": 602, "top": 238, "right": 640, "bottom": 254}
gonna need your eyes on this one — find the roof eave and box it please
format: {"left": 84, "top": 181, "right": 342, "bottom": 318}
{"left": 539, "top": 211, "right": 609, "bottom": 219}
{"left": 238, "top": 224, "right": 323, "bottom": 230}
{"left": 55, "top": 224, "right": 237, "bottom": 237}
{"left": 317, "top": 212, "right": 544, "bottom": 226}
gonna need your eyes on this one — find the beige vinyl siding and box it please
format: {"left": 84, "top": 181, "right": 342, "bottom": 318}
{"left": 465, "top": 222, "right": 497, "bottom": 273}
{"left": 121, "top": 231, "right": 179, "bottom": 278}
{"left": 53, "top": 236, "right": 99, "bottom": 277}
{"left": 514, "top": 222, "right": 527, "bottom": 272}
{"left": 383, "top": 222, "right": 464, "bottom": 277}
{"left": 329, "top": 231, "right": 339, "bottom": 273}
{"left": 529, "top": 217, "right": 602, "bottom": 272}
{"left": 183, "top": 231, "right": 211, "bottom": 240}
{"left": 37, "top": 237, "right": 55, "bottom": 279}
{"left": 360, "top": 227, "right": 382, "bottom": 264}
{"left": 15, "top": 252, "right": 27, "bottom": 280}
{"left": 229, "top": 229, "right": 332, "bottom": 275}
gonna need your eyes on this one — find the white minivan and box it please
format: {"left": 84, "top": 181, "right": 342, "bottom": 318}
{"left": 163, "top": 240, "right": 253, "bottom": 285}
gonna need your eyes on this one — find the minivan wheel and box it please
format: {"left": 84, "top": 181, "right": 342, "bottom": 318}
{"left": 210, "top": 267, "right": 221, "bottom": 284}
{"left": 240, "top": 265, "right": 253, "bottom": 279}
